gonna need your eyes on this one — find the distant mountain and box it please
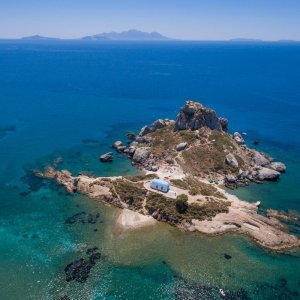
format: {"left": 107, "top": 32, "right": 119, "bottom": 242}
{"left": 21, "top": 35, "right": 59, "bottom": 41}
{"left": 229, "top": 38, "right": 263, "bottom": 42}
{"left": 277, "top": 39, "right": 299, "bottom": 43}
{"left": 82, "top": 29, "right": 170, "bottom": 41}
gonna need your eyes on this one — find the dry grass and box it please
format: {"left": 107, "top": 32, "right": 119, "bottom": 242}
{"left": 181, "top": 146, "right": 227, "bottom": 175}
{"left": 148, "top": 124, "right": 198, "bottom": 156}
{"left": 145, "top": 192, "right": 229, "bottom": 224}
{"left": 124, "top": 173, "right": 158, "bottom": 182}
{"left": 111, "top": 179, "right": 147, "bottom": 210}
{"left": 209, "top": 130, "right": 236, "bottom": 151}
{"left": 171, "top": 176, "right": 226, "bottom": 199}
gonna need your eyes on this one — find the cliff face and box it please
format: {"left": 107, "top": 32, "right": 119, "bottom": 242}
{"left": 174, "top": 101, "right": 228, "bottom": 132}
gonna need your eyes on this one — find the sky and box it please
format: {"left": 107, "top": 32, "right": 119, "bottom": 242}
{"left": 0, "top": 0, "right": 300, "bottom": 40}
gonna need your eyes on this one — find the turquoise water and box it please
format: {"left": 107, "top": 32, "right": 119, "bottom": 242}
{"left": 0, "top": 41, "right": 300, "bottom": 299}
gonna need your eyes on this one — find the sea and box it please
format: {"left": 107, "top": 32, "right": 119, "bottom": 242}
{"left": 0, "top": 40, "right": 300, "bottom": 299}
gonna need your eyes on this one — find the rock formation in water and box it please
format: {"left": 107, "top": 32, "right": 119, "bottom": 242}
{"left": 33, "top": 100, "right": 298, "bottom": 251}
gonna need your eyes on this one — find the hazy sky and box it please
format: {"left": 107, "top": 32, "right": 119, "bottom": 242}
{"left": 1, "top": 0, "right": 300, "bottom": 40}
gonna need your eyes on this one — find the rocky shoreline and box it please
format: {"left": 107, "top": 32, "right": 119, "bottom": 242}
{"left": 34, "top": 100, "right": 299, "bottom": 251}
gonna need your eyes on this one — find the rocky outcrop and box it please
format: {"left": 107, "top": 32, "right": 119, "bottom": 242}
{"left": 139, "top": 125, "right": 153, "bottom": 136}
{"left": 35, "top": 167, "right": 76, "bottom": 193}
{"left": 176, "top": 142, "right": 188, "bottom": 152}
{"left": 112, "top": 141, "right": 123, "bottom": 149}
{"left": 135, "top": 136, "right": 152, "bottom": 144}
{"left": 257, "top": 167, "right": 280, "bottom": 181}
{"left": 126, "top": 132, "right": 137, "bottom": 140}
{"left": 174, "top": 101, "right": 228, "bottom": 132}
{"left": 233, "top": 132, "right": 245, "bottom": 145}
{"left": 139, "top": 119, "right": 170, "bottom": 136}
{"left": 225, "top": 153, "right": 239, "bottom": 169}
{"left": 100, "top": 152, "right": 113, "bottom": 162}
{"left": 132, "top": 147, "right": 150, "bottom": 164}
{"left": 268, "top": 162, "right": 286, "bottom": 173}
{"left": 252, "top": 152, "right": 271, "bottom": 166}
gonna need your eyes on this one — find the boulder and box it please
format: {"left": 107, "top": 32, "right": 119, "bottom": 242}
{"left": 126, "top": 132, "right": 137, "bottom": 140}
{"left": 233, "top": 132, "right": 245, "bottom": 145}
{"left": 220, "top": 118, "right": 228, "bottom": 132}
{"left": 225, "top": 175, "right": 237, "bottom": 183}
{"left": 176, "top": 142, "right": 188, "bottom": 152}
{"left": 139, "top": 119, "right": 169, "bottom": 136}
{"left": 135, "top": 136, "right": 152, "bottom": 144}
{"left": 151, "top": 165, "right": 159, "bottom": 172}
{"left": 225, "top": 153, "right": 239, "bottom": 169}
{"left": 132, "top": 147, "right": 150, "bottom": 164}
{"left": 112, "top": 141, "right": 123, "bottom": 149}
{"left": 174, "top": 100, "right": 228, "bottom": 132}
{"left": 252, "top": 152, "right": 271, "bottom": 166}
{"left": 257, "top": 167, "right": 280, "bottom": 181}
{"left": 128, "top": 145, "right": 137, "bottom": 156}
{"left": 268, "top": 162, "right": 286, "bottom": 173}
{"left": 151, "top": 119, "right": 167, "bottom": 131}
{"left": 116, "top": 146, "right": 126, "bottom": 153}
{"left": 139, "top": 126, "right": 152, "bottom": 136}
{"left": 100, "top": 152, "right": 113, "bottom": 162}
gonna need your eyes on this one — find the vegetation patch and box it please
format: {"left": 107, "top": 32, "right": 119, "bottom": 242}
{"left": 176, "top": 194, "right": 188, "bottom": 213}
{"left": 148, "top": 124, "right": 198, "bottom": 157}
{"left": 209, "top": 130, "right": 236, "bottom": 151}
{"left": 171, "top": 176, "right": 226, "bottom": 199}
{"left": 170, "top": 179, "right": 189, "bottom": 189}
{"left": 124, "top": 173, "right": 158, "bottom": 182}
{"left": 181, "top": 146, "right": 228, "bottom": 175}
{"left": 111, "top": 179, "right": 147, "bottom": 210}
{"left": 145, "top": 192, "right": 229, "bottom": 224}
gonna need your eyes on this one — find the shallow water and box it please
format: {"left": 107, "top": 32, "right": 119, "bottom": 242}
{"left": 0, "top": 40, "right": 300, "bottom": 299}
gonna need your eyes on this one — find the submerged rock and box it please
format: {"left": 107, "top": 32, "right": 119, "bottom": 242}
{"left": 64, "top": 247, "right": 101, "bottom": 283}
{"left": 100, "top": 152, "right": 113, "bottom": 162}
{"left": 224, "top": 253, "right": 232, "bottom": 260}
{"left": 64, "top": 258, "right": 92, "bottom": 283}
{"left": 174, "top": 100, "right": 228, "bottom": 132}
{"left": 266, "top": 209, "right": 299, "bottom": 222}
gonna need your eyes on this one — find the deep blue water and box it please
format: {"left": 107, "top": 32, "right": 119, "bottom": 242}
{"left": 0, "top": 41, "right": 300, "bottom": 299}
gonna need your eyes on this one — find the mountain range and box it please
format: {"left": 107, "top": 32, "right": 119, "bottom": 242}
{"left": 20, "top": 30, "right": 170, "bottom": 41}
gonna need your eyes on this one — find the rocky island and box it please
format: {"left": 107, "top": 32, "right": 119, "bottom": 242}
{"left": 35, "top": 100, "right": 299, "bottom": 251}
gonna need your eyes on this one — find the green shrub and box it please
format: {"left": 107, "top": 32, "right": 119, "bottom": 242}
{"left": 176, "top": 194, "right": 188, "bottom": 213}
{"left": 170, "top": 179, "right": 188, "bottom": 189}
{"left": 176, "top": 194, "right": 188, "bottom": 202}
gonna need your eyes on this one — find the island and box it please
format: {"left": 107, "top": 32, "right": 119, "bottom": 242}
{"left": 34, "top": 100, "right": 299, "bottom": 251}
